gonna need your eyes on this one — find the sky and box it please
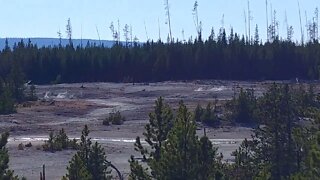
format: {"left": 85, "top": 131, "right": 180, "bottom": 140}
{"left": 0, "top": 0, "right": 319, "bottom": 42}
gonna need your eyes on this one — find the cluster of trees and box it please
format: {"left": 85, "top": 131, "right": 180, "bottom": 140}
{"left": 194, "top": 102, "right": 220, "bottom": 127}
{"left": 42, "top": 128, "right": 78, "bottom": 152}
{"left": 103, "top": 111, "right": 126, "bottom": 126}
{"left": 63, "top": 125, "right": 112, "bottom": 180}
{"left": 225, "top": 84, "right": 319, "bottom": 179}
{"left": 128, "top": 84, "right": 320, "bottom": 179}
{"left": 0, "top": 52, "right": 37, "bottom": 115}
{"left": 129, "top": 97, "right": 223, "bottom": 179}
{"left": 1, "top": 25, "right": 320, "bottom": 84}
{"left": 226, "top": 88, "right": 257, "bottom": 124}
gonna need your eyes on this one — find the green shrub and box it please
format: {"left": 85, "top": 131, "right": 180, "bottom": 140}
{"left": 194, "top": 103, "right": 220, "bottom": 127}
{"left": 103, "top": 111, "right": 125, "bottom": 125}
{"left": 25, "top": 84, "right": 37, "bottom": 101}
{"left": 25, "top": 142, "right": 32, "bottom": 148}
{"left": 226, "top": 88, "right": 257, "bottom": 124}
{"left": 18, "top": 143, "right": 24, "bottom": 150}
{"left": 43, "top": 128, "right": 78, "bottom": 152}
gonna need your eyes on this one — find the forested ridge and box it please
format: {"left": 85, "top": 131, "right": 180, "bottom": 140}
{"left": 1, "top": 27, "right": 320, "bottom": 84}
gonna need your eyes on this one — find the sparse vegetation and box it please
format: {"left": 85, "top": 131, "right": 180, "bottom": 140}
{"left": 63, "top": 125, "right": 113, "bottom": 180}
{"left": 226, "top": 88, "right": 257, "bottom": 124}
{"left": 103, "top": 111, "right": 125, "bottom": 126}
{"left": 194, "top": 102, "right": 220, "bottom": 127}
{"left": 42, "top": 128, "right": 78, "bottom": 152}
{"left": 25, "top": 142, "right": 32, "bottom": 148}
{"left": 18, "top": 143, "right": 24, "bottom": 150}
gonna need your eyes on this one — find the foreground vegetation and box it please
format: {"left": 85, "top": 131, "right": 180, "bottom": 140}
{"left": 0, "top": 60, "right": 37, "bottom": 115}
{"left": 129, "top": 84, "right": 320, "bottom": 179}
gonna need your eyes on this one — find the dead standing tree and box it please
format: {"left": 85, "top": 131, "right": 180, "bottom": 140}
{"left": 123, "top": 24, "right": 130, "bottom": 47}
{"left": 192, "top": 1, "right": 202, "bottom": 39}
{"left": 109, "top": 22, "right": 119, "bottom": 44}
{"left": 164, "top": 0, "right": 173, "bottom": 42}
{"left": 65, "top": 18, "right": 73, "bottom": 46}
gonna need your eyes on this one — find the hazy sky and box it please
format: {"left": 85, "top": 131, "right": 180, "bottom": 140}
{"left": 0, "top": 0, "right": 318, "bottom": 42}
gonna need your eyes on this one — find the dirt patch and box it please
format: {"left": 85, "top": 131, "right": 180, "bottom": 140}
{"left": 20, "top": 100, "right": 110, "bottom": 117}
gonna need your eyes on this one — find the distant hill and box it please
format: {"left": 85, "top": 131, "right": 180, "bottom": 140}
{"left": 0, "top": 38, "right": 117, "bottom": 49}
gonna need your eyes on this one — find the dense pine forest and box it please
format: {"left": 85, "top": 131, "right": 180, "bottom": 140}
{"left": 1, "top": 27, "right": 320, "bottom": 84}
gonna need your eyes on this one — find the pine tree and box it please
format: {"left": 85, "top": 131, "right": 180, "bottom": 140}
{"left": 226, "top": 88, "right": 256, "bottom": 124}
{"left": 128, "top": 156, "right": 152, "bottom": 180}
{"left": 56, "top": 128, "right": 69, "bottom": 149}
{"left": 130, "top": 97, "right": 173, "bottom": 178}
{"left": 65, "top": 154, "right": 92, "bottom": 180}
{"left": 87, "top": 142, "right": 111, "bottom": 180}
{"left": 198, "top": 136, "right": 219, "bottom": 180}
{"left": 64, "top": 125, "right": 112, "bottom": 179}
{"left": 78, "top": 125, "right": 92, "bottom": 166}
{"left": 252, "top": 84, "right": 300, "bottom": 179}
{"left": 7, "top": 61, "right": 25, "bottom": 103}
{"left": 154, "top": 101, "right": 200, "bottom": 179}
{"left": 194, "top": 104, "right": 203, "bottom": 122}
{"left": 230, "top": 139, "right": 257, "bottom": 179}
{"left": 0, "top": 83, "right": 15, "bottom": 114}
{"left": 130, "top": 99, "right": 221, "bottom": 179}
{"left": 0, "top": 132, "right": 19, "bottom": 180}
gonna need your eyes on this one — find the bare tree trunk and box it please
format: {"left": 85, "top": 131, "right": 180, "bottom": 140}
{"left": 165, "top": 0, "right": 173, "bottom": 42}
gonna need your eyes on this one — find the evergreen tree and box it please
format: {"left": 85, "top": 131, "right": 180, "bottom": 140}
{"left": 154, "top": 101, "right": 200, "bottom": 180}
{"left": 128, "top": 155, "right": 152, "bottom": 180}
{"left": 292, "top": 131, "right": 320, "bottom": 179}
{"left": 248, "top": 84, "right": 300, "bottom": 179}
{"left": 0, "top": 83, "right": 15, "bottom": 114}
{"left": 64, "top": 125, "right": 112, "bottom": 179}
{"left": 198, "top": 136, "right": 220, "bottom": 180}
{"left": 0, "top": 132, "right": 19, "bottom": 180}
{"left": 130, "top": 98, "right": 221, "bottom": 179}
{"left": 229, "top": 139, "right": 257, "bottom": 179}
{"left": 7, "top": 61, "right": 25, "bottom": 103}
{"left": 78, "top": 125, "right": 92, "bottom": 166}
{"left": 194, "top": 104, "right": 203, "bottom": 122}
{"left": 65, "top": 154, "right": 92, "bottom": 180}
{"left": 227, "top": 88, "right": 256, "bottom": 124}
{"left": 154, "top": 101, "right": 222, "bottom": 180}
{"left": 88, "top": 142, "right": 111, "bottom": 180}
{"left": 130, "top": 97, "right": 173, "bottom": 178}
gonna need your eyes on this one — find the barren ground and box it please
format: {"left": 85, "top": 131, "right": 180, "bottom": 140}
{"left": 1, "top": 80, "right": 316, "bottom": 179}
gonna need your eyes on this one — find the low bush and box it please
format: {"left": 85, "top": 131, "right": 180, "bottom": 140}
{"left": 225, "top": 88, "right": 257, "bottom": 124}
{"left": 194, "top": 102, "right": 220, "bottom": 127}
{"left": 25, "top": 142, "right": 32, "bottom": 147}
{"left": 42, "top": 128, "right": 78, "bottom": 152}
{"left": 103, "top": 111, "right": 125, "bottom": 125}
{"left": 18, "top": 143, "right": 24, "bottom": 150}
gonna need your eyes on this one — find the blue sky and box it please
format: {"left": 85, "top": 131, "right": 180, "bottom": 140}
{"left": 0, "top": 0, "right": 318, "bottom": 42}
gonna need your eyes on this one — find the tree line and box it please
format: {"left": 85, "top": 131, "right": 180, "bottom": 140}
{"left": 1, "top": 27, "right": 320, "bottom": 84}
